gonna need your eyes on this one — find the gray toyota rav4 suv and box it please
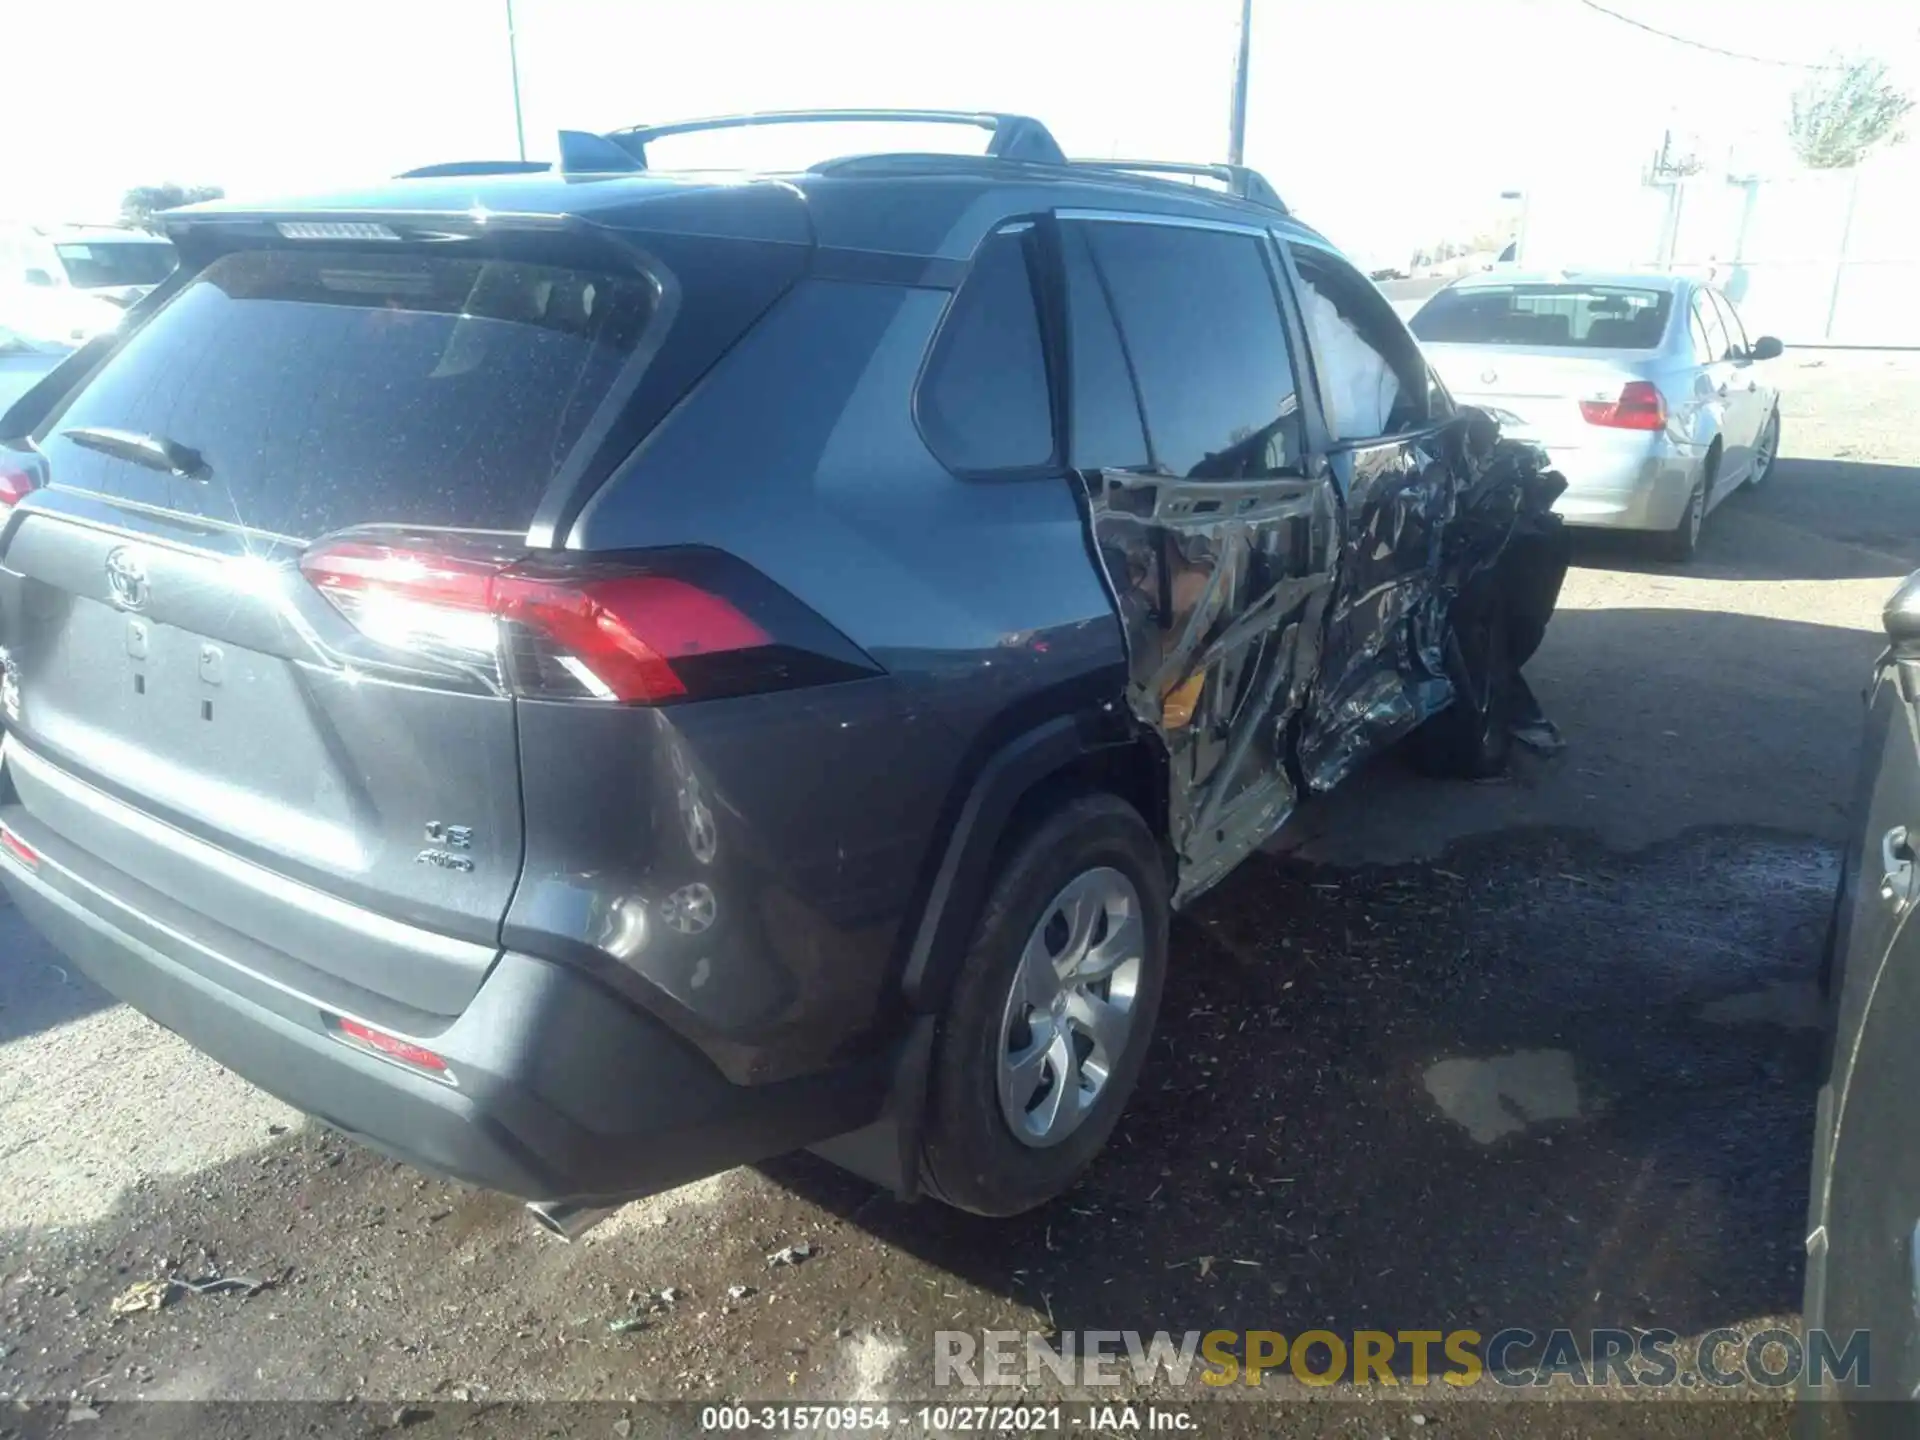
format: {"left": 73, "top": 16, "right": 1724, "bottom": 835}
{"left": 0, "top": 112, "right": 1566, "bottom": 1225}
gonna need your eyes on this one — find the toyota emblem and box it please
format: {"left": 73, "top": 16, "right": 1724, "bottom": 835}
{"left": 104, "top": 546, "right": 150, "bottom": 611}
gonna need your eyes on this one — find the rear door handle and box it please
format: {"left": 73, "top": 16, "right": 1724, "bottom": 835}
{"left": 1883, "top": 825, "right": 1918, "bottom": 909}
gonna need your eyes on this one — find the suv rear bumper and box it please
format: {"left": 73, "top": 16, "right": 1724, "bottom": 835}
{"left": 0, "top": 818, "right": 888, "bottom": 1204}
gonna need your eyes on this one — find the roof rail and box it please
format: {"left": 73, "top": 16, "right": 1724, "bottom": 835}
{"left": 390, "top": 116, "right": 1289, "bottom": 215}
{"left": 605, "top": 109, "right": 1068, "bottom": 166}
{"left": 1070, "top": 160, "right": 1287, "bottom": 214}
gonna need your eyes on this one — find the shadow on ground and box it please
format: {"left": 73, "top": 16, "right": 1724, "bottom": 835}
{"left": 0, "top": 899, "right": 114, "bottom": 1044}
{"left": 1283, "top": 603, "right": 1878, "bottom": 867}
{"left": 1567, "top": 459, "right": 1920, "bottom": 584}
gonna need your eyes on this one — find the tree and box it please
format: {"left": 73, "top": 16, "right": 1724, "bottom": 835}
{"left": 1788, "top": 58, "right": 1914, "bottom": 169}
{"left": 119, "top": 184, "right": 225, "bottom": 231}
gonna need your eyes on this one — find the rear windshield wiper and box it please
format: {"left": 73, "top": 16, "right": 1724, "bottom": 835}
{"left": 59, "top": 426, "right": 210, "bottom": 482}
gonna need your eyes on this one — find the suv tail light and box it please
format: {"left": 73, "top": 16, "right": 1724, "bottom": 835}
{"left": 0, "top": 452, "right": 44, "bottom": 517}
{"left": 1579, "top": 381, "right": 1667, "bottom": 431}
{"left": 299, "top": 534, "right": 874, "bottom": 704}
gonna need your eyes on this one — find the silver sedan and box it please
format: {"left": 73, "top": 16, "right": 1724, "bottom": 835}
{"left": 1410, "top": 271, "right": 1783, "bottom": 560}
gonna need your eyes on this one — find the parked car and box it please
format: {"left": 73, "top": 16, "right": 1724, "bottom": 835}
{"left": 0, "top": 111, "right": 1566, "bottom": 1227}
{"left": 1409, "top": 271, "right": 1783, "bottom": 561}
{"left": 1802, "top": 569, "right": 1920, "bottom": 1424}
{"left": 0, "top": 224, "right": 178, "bottom": 346}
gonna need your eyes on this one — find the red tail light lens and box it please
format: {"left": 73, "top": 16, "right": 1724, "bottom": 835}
{"left": 299, "top": 536, "right": 774, "bottom": 704}
{"left": 0, "top": 826, "right": 40, "bottom": 869}
{"left": 0, "top": 454, "right": 43, "bottom": 514}
{"left": 1579, "top": 381, "right": 1667, "bottom": 431}
{"left": 332, "top": 1016, "right": 451, "bottom": 1079}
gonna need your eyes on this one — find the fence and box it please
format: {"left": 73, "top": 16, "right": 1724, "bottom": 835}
{"left": 1518, "top": 149, "right": 1920, "bottom": 348}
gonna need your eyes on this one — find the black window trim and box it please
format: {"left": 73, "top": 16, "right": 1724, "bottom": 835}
{"left": 910, "top": 216, "right": 1069, "bottom": 483}
{"left": 1055, "top": 207, "right": 1325, "bottom": 483}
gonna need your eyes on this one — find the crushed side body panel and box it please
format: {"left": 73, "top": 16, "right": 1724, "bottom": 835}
{"left": 1088, "top": 412, "right": 1568, "bottom": 906}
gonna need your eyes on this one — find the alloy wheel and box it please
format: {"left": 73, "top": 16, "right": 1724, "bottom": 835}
{"left": 995, "top": 866, "right": 1145, "bottom": 1148}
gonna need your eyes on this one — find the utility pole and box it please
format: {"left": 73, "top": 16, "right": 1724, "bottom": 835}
{"left": 505, "top": 0, "right": 528, "bottom": 162}
{"left": 1227, "top": 0, "right": 1253, "bottom": 165}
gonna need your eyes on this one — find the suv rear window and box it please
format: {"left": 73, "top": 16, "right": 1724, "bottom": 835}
{"left": 38, "top": 248, "right": 662, "bottom": 538}
{"left": 1410, "top": 284, "right": 1672, "bottom": 349}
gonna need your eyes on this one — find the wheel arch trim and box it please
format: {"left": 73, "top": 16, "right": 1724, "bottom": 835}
{"left": 898, "top": 712, "right": 1163, "bottom": 1014}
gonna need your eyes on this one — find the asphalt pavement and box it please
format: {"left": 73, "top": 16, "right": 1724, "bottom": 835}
{"left": 1, "top": 350, "right": 1914, "bottom": 1437}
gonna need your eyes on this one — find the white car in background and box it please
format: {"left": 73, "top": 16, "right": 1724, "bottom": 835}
{"left": 0, "top": 225, "right": 177, "bottom": 346}
{"left": 1409, "top": 271, "right": 1783, "bottom": 561}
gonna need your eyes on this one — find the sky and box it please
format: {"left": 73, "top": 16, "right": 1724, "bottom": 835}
{"left": 4, "top": 0, "right": 1916, "bottom": 268}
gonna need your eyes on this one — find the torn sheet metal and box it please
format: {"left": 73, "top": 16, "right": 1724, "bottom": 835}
{"left": 1085, "top": 471, "right": 1339, "bottom": 904}
{"left": 1087, "top": 410, "right": 1567, "bottom": 907}
{"left": 1300, "top": 419, "right": 1567, "bottom": 794}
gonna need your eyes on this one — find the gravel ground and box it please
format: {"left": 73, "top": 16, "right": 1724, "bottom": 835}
{"left": 2, "top": 349, "right": 1915, "bottom": 1438}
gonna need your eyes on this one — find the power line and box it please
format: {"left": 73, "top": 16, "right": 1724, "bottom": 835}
{"left": 1572, "top": 0, "right": 1843, "bottom": 70}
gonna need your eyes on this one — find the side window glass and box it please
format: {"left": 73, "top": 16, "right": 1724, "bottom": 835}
{"left": 1692, "top": 293, "right": 1728, "bottom": 366}
{"left": 1710, "top": 289, "right": 1748, "bottom": 357}
{"left": 1688, "top": 302, "right": 1714, "bottom": 365}
{"left": 1062, "top": 224, "right": 1149, "bottom": 471}
{"left": 1083, "top": 222, "right": 1301, "bottom": 480}
{"left": 917, "top": 226, "right": 1055, "bottom": 473}
{"left": 1289, "top": 242, "right": 1428, "bottom": 440}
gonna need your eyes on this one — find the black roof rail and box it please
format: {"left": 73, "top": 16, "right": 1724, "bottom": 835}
{"left": 604, "top": 109, "right": 1067, "bottom": 166}
{"left": 392, "top": 116, "right": 1289, "bottom": 216}
{"left": 1069, "top": 160, "right": 1287, "bottom": 214}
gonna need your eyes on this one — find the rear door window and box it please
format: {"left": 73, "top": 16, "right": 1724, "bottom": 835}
{"left": 1708, "top": 288, "right": 1748, "bottom": 357}
{"left": 1080, "top": 221, "right": 1301, "bottom": 479}
{"left": 1687, "top": 304, "right": 1713, "bottom": 364}
{"left": 916, "top": 226, "right": 1055, "bottom": 473}
{"left": 1288, "top": 242, "right": 1428, "bottom": 439}
{"left": 1691, "top": 291, "right": 1729, "bottom": 364}
{"left": 1061, "top": 224, "right": 1149, "bottom": 472}
{"left": 36, "top": 248, "right": 663, "bottom": 538}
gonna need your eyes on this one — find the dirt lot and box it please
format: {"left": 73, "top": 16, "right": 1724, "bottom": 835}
{"left": 3, "top": 350, "right": 1916, "bottom": 1437}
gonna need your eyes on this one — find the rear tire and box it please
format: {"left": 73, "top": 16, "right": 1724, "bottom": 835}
{"left": 1410, "top": 599, "right": 1515, "bottom": 780}
{"left": 1656, "top": 456, "right": 1711, "bottom": 563}
{"left": 919, "top": 793, "right": 1169, "bottom": 1216}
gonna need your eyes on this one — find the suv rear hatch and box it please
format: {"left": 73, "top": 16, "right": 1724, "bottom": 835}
{"left": 0, "top": 214, "right": 804, "bottom": 1022}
